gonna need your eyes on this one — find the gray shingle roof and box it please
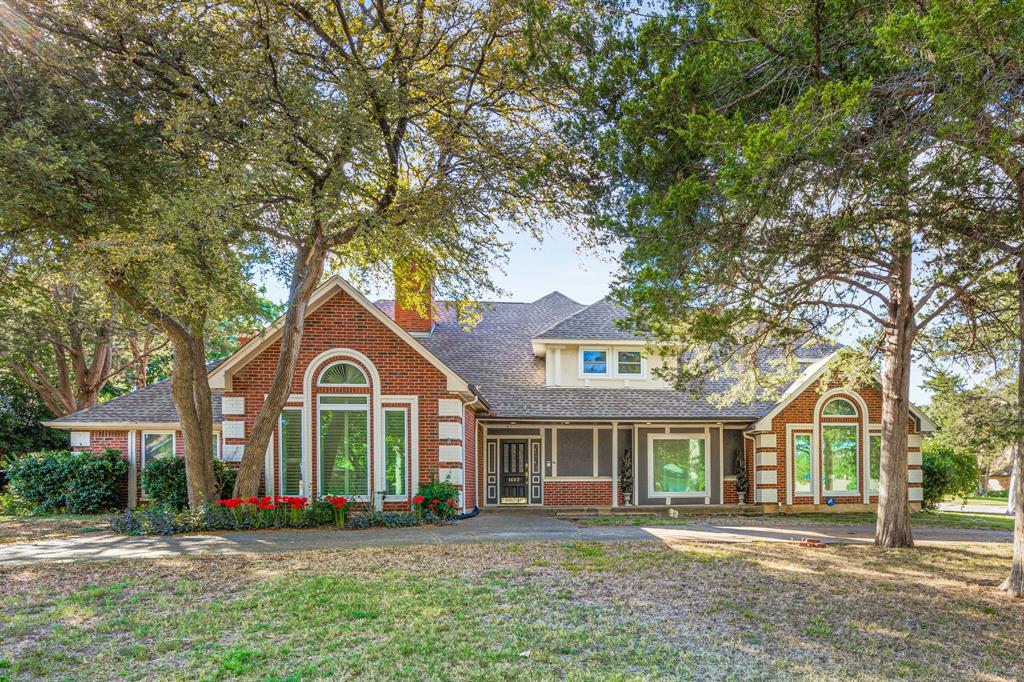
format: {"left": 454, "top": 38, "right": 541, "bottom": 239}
{"left": 534, "top": 297, "right": 641, "bottom": 340}
{"left": 49, "top": 361, "right": 225, "bottom": 425}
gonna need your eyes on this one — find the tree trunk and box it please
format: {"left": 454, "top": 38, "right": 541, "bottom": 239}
{"left": 234, "top": 240, "right": 327, "bottom": 497}
{"left": 876, "top": 244, "right": 915, "bottom": 548}
{"left": 1000, "top": 255, "right": 1024, "bottom": 597}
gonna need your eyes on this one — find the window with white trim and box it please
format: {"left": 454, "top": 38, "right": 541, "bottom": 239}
{"left": 650, "top": 436, "right": 706, "bottom": 495}
{"left": 318, "top": 395, "right": 369, "bottom": 496}
{"left": 383, "top": 408, "right": 408, "bottom": 497}
{"left": 142, "top": 432, "right": 174, "bottom": 468}
{"left": 793, "top": 432, "right": 812, "bottom": 495}
{"left": 212, "top": 432, "right": 221, "bottom": 461}
{"left": 279, "top": 408, "right": 303, "bottom": 495}
{"left": 616, "top": 350, "right": 643, "bottom": 376}
{"left": 822, "top": 424, "right": 858, "bottom": 494}
{"left": 318, "top": 361, "right": 368, "bottom": 386}
{"left": 581, "top": 349, "right": 609, "bottom": 376}
{"left": 822, "top": 398, "right": 857, "bottom": 416}
{"left": 869, "top": 434, "right": 881, "bottom": 494}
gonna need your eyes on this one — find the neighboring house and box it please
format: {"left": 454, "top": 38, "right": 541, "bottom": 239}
{"left": 46, "top": 275, "right": 934, "bottom": 511}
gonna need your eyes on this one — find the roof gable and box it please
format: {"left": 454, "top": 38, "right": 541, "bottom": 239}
{"left": 534, "top": 297, "right": 641, "bottom": 342}
{"left": 208, "top": 276, "right": 471, "bottom": 394}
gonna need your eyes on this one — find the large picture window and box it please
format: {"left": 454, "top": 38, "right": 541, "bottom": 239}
{"left": 279, "top": 408, "right": 303, "bottom": 495}
{"left": 793, "top": 433, "right": 812, "bottom": 495}
{"left": 142, "top": 432, "right": 174, "bottom": 468}
{"left": 318, "top": 396, "right": 369, "bottom": 497}
{"left": 650, "top": 436, "right": 706, "bottom": 495}
{"left": 822, "top": 425, "right": 859, "bottom": 494}
{"left": 383, "top": 409, "right": 408, "bottom": 496}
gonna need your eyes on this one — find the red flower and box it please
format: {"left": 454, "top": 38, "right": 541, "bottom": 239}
{"left": 445, "top": 499, "right": 457, "bottom": 507}
{"left": 326, "top": 495, "right": 348, "bottom": 509}
{"left": 428, "top": 498, "right": 439, "bottom": 507}
{"left": 216, "top": 498, "right": 245, "bottom": 510}
{"left": 412, "top": 495, "right": 425, "bottom": 505}
{"left": 247, "top": 496, "right": 259, "bottom": 504}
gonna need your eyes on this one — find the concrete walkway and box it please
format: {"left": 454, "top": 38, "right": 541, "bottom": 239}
{"left": 936, "top": 501, "right": 1013, "bottom": 515}
{"left": 0, "top": 512, "right": 1012, "bottom": 566}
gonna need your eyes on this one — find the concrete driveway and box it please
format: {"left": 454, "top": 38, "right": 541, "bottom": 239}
{"left": 0, "top": 512, "right": 1012, "bottom": 566}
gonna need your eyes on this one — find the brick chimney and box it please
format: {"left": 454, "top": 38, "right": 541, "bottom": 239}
{"left": 393, "top": 260, "right": 435, "bottom": 335}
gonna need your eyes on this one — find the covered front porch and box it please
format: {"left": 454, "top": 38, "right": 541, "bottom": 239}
{"left": 479, "top": 420, "right": 753, "bottom": 509}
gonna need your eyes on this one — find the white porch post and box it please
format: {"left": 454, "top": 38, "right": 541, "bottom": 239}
{"left": 611, "top": 421, "right": 619, "bottom": 508}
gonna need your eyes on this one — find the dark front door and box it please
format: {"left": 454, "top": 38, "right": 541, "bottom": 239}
{"left": 500, "top": 440, "right": 528, "bottom": 504}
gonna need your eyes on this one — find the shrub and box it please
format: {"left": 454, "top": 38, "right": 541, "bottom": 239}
{"left": 5, "top": 449, "right": 127, "bottom": 514}
{"left": 0, "top": 491, "right": 31, "bottom": 516}
{"left": 142, "top": 457, "right": 235, "bottom": 508}
{"left": 414, "top": 477, "right": 461, "bottom": 519}
{"left": 110, "top": 495, "right": 426, "bottom": 535}
{"left": 922, "top": 440, "right": 979, "bottom": 510}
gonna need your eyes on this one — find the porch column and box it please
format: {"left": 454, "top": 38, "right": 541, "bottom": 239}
{"left": 611, "top": 421, "right": 619, "bottom": 508}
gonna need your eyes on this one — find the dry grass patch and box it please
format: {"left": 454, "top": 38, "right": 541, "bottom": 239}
{"left": 0, "top": 540, "right": 1020, "bottom": 681}
{"left": 0, "top": 515, "right": 112, "bottom": 545}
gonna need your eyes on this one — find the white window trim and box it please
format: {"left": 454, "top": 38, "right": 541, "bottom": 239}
{"left": 316, "top": 361, "right": 370, "bottom": 388}
{"left": 868, "top": 431, "right": 881, "bottom": 495}
{"left": 316, "top": 394, "right": 371, "bottom": 500}
{"left": 578, "top": 347, "right": 647, "bottom": 380}
{"left": 382, "top": 406, "right": 409, "bottom": 501}
{"left": 820, "top": 422, "right": 860, "bottom": 497}
{"left": 141, "top": 431, "right": 176, "bottom": 469}
{"left": 212, "top": 431, "right": 221, "bottom": 461}
{"left": 786, "top": 425, "right": 814, "bottom": 505}
{"left": 579, "top": 347, "right": 611, "bottom": 377}
{"left": 646, "top": 432, "right": 710, "bottom": 499}
{"left": 278, "top": 407, "right": 305, "bottom": 496}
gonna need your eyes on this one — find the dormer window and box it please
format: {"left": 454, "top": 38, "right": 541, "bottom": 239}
{"left": 617, "top": 351, "right": 643, "bottom": 376}
{"left": 578, "top": 348, "right": 646, "bottom": 379}
{"left": 581, "top": 349, "right": 609, "bottom": 376}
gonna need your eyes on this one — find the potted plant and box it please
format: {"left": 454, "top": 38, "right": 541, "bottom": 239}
{"left": 734, "top": 449, "right": 748, "bottom": 503}
{"left": 620, "top": 448, "right": 634, "bottom": 506}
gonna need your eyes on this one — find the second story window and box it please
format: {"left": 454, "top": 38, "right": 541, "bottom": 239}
{"left": 616, "top": 351, "right": 643, "bottom": 376}
{"left": 581, "top": 349, "right": 609, "bottom": 375}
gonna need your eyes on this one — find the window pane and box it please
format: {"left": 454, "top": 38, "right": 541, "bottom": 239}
{"left": 280, "top": 409, "right": 303, "bottom": 495}
{"left": 582, "top": 350, "right": 608, "bottom": 374}
{"left": 319, "top": 395, "right": 368, "bottom": 406}
{"left": 869, "top": 435, "right": 881, "bottom": 494}
{"left": 617, "top": 351, "right": 642, "bottom": 375}
{"left": 823, "top": 398, "right": 857, "bottom": 416}
{"left": 652, "top": 438, "right": 705, "bottom": 493}
{"left": 320, "top": 362, "right": 367, "bottom": 385}
{"left": 143, "top": 433, "right": 173, "bottom": 466}
{"left": 384, "top": 409, "right": 407, "bottom": 496}
{"left": 794, "top": 434, "right": 812, "bottom": 494}
{"left": 822, "top": 425, "right": 858, "bottom": 493}
{"left": 212, "top": 433, "right": 220, "bottom": 460}
{"left": 319, "top": 408, "right": 368, "bottom": 496}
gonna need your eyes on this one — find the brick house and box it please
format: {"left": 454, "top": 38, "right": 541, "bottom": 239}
{"left": 47, "top": 276, "right": 934, "bottom": 512}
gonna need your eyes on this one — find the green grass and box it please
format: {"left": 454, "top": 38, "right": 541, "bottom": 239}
{"left": 573, "top": 510, "right": 1015, "bottom": 531}
{"left": 1, "top": 540, "right": 1020, "bottom": 681}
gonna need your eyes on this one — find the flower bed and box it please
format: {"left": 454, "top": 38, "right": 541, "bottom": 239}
{"left": 110, "top": 495, "right": 454, "bottom": 536}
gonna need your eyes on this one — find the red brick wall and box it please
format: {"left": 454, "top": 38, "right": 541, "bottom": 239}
{"left": 543, "top": 480, "right": 612, "bottom": 506}
{"left": 756, "top": 379, "right": 921, "bottom": 507}
{"left": 226, "top": 287, "right": 470, "bottom": 503}
{"left": 463, "top": 405, "right": 477, "bottom": 510}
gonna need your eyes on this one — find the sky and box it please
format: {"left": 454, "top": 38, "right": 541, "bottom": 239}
{"left": 257, "top": 224, "right": 935, "bottom": 405}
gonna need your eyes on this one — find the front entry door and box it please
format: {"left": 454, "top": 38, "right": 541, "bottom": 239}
{"left": 500, "top": 440, "right": 528, "bottom": 504}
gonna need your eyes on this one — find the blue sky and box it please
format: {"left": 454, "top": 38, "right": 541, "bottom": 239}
{"left": 257, "top": 224, "right": 935, "bottom": 405}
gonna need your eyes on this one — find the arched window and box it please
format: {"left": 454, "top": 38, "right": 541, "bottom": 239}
{"left": 822, "top": 398, "right": 856, "bottom": 416}
{"left": 318, "top": 361, "right": 368, "bottom": 386}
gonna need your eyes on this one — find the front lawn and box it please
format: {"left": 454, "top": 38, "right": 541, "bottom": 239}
{"left": 575, "top": 511, "right": 1016, "bottom": 531}
{"left": 0, "top": 514, "right": 113, "bottom": 545}
{"left": 0, "top": 540, "right": 1020, "bottom": 680}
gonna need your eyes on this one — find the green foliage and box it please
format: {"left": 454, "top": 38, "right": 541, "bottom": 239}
{"left": 111, "top": 500, "right": 423, "bottom": 536}
{"left": 0, "top": 374, "right": 68, "bottom": 482}
{"left": 142, "top": 457, "right": 236, "bottom": 508}
{"left": 416, "top": 478, "right": 461, "bottom": 519}
{"left": 922, "top": 440, "right": 980, "bottom": 510}
{"left": 5, "top": 449, "right": 127, "bottom": 514}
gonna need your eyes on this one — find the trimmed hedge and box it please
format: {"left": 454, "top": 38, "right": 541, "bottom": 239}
{"left": 140, "top": 457, "right": 237, "bottom": 508}
{"left": 5, "top": 449, "right": 127, "bottom": 514}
